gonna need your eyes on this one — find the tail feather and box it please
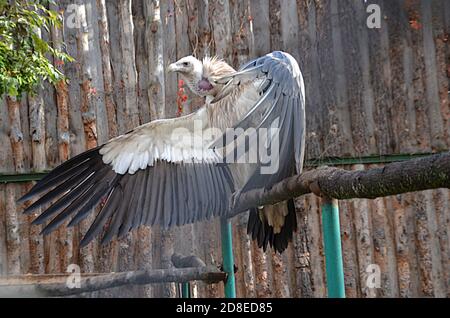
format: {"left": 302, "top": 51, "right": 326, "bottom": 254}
{"left": 247, "top": 199, "right": 297, "bottom": 253}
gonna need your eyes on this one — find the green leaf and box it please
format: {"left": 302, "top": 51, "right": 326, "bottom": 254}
{"left": 0, "top": 0, "right": 73, "bottom": 98}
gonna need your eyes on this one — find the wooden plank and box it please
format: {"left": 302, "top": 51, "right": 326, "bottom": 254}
{"left": 280, "top": 0, "right": 300, "bottom": 61}
{"left": 231, "top": 218, "right": 245, "bottom": 297}
{"left": 370, "top": 195, "right": 399, "bottom": 297}
{"left": 309, "top": 194, "right": 326, "bottom": 297}
{"left": 184, "top": 0, "right": 199, "bottom": 59}
{"left": 364, "top": 0, "right": 395, "bottom": 155}
{"left": 413, "top": 192, "right": 435, "bottom": 296}
{"left": 28, "top": 91, "right": 47, "bottom": 171}
{"left": 405, "top": 192, "right": 422, "bottom": 297}
{"left": 0, "top": 185, "right": 7, "bottom": 275}
{"left": 17, "top": 185, "right": 31, "bottom": 274}
{"left": 210, "top": 0, "right": 232, "bottom": 59}
{"left": 5, "top": 184, "right": 21, "bottom": 275}
{"left": 402, "top": 0, "right": 432, "bottom": 153}
{"left": 105, "top": 0, "right": 125, "bottom": 134}
{"left": 422, "top": 190, "right": 446, "bottom": 297}
{"left": 268, "top": 0, "right": 281, "bottom": 52}
{"left": 230, "top": 0, "right": 250, "bottom": 67}
{"left": 51, "top": 2, "right": 70, "bottom": 164}
{"left": 0, "top": 97, "right": 15, "bottom": 174}
{"left": 339, "top": 199, "right": 360, "bottom": 298}
{"left": 197, "top": 0, "right": 211, "bottom": 57}
{"left": 391, "top": 193, "right": 414, "bottom": 297}
{"left": 285, "top": 240, "right": 298, "bottom": 297}
{"left": 18, "top": 97, "right": 31, "bottom": 173}
{"left": 292, "top": 196, "right": 313, "bottom": 297}
{"left": 84, "top": 0, "right": 108, "bottom": 145}
{"left": 203, "top": 220, "right": 223, "bottom": 297}
{"left": 97, "top": 0, "right": 118, "bottom": 139}
{"left": 42, "top": 82, "right": 59, "bottom": 169}
{"left": 340, "top": 0, "right": 377, "bottom": 156}
{"left": 249, "top": 0, "right": 270, "bottom": 57}
{"left": 133, "top": 0, "right": 151, "bottom": 124}
{"left": 6, "top": 97, "right": 25, "bottom": 173}
{"left": 174, "top": 0, "right": 191, "bottom": 58}
{"left": 270, "top": 250, "right": 290, "bottom": 297}
{"left": 442, "top": 0, "right": 450, "bottom": 148}
{"left": 351, "top": 164, "right": 376, "bottom": 297}
{"left": 78, "top": 4, "right": 98, "bottom": 150}
{"left": 236, "top": 214, "right": 256, "bottom": 297}
{"left": 251, "top": 239, "right": 271, "bottom": 297}
{"left": 384, "top": 0, "right": 418, "bottom": 153}
{"left": 420, "top": 1, "right": 446, "bottom": 151}
{"left": 300, "top": 1, "right": 323, "bottom": 160}
{"left": 146, "top": 0, "right": 167, "bottom": 120}
{"left": 433, "top": 189, "right": 450, "bottom": 296}
{"left": 315, "top": 1, "right": 346, "bottom": 157}
{"left": 61, "top": 0, "right": 86, "bottom": 157}
{"left": 329, "top": 1, "right": 354, "bottom": 156}
{"left": 22, "top": 183, "right": 44, "bottom": 274}
{"left": 118, "top": 0, "right": 140, "bottom": 130}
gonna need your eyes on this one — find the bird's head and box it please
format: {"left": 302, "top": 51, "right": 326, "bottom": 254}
{"left": 168, "top": 55, "right": 235, "bottom": 100}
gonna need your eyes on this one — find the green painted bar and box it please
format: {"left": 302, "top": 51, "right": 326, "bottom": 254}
{"left": 0, "top": 172, "right": 47, "bottom": 183}
{"left": 321, "top": 198, "right": 345, "bottom": 298}
{"left": 181, "top": 282, "right": 190, "bottom": 298}
{"left": 220, "top": 218, "right": 236, "bottom": 298}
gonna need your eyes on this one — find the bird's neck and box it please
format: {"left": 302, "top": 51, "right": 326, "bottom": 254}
{"left": 183, "top": 74, "right": 201, "bottom": 95}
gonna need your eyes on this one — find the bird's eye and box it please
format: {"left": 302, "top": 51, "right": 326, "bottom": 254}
{"left": 182, "top": 62, "right": 190, "bottom": 66}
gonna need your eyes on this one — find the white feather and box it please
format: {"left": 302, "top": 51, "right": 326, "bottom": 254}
{"left": 115, "top": 152, "right": 134, "bottom": 174}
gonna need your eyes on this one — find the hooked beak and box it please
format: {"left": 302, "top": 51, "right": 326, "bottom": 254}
{"left": 167, "top": 63, "right": 178, "bottom": 73}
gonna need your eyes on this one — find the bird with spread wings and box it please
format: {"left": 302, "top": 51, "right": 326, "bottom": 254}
{"left": 19, "top": 51, "right": 306, "bottom": 253}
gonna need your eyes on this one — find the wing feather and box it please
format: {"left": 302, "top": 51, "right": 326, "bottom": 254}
{"left": 40, "top": 167, "right": 111, "bottom": 235}
{"left": 117, "top": 170, "right": 144, "bottom": 238}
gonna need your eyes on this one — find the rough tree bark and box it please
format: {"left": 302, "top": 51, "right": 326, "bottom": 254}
{"left": 234, "top": 152, "right": 450, "bottom": 213}
{"left": 0, "top": 267, "right": 226, "bottom": 297}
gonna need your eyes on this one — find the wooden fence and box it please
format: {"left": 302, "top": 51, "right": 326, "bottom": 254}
{"left": 0, "top": 0, "right": 449, "bottom": 297}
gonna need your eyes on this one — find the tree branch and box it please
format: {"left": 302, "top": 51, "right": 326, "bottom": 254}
{"left": 0, "top": 266, "right": 226, "bottom": 297}
{"left": 234, "top": 152, "right": 450, "bottom": 213}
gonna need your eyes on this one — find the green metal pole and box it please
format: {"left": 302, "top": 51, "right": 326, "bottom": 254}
{"left": 220, "top": 217, "right": 236, "bottom": 298}
{"left": 181, "top": 282, "right": 190, "bottom": 298}
{"left": 321, "top": 197, "right": 345, "bottom": 298}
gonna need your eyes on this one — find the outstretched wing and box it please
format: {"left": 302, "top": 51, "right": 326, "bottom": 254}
{"left": 19, "top": 51, "right": 305, "bottom": 250}
{"left": 211, "top": 51, "right": 306, "bottom": 211}
{"left": 19, "top": 109, "right": 234, "bottom": 247}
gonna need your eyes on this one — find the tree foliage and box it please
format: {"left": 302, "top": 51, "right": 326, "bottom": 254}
{"left": 0, "top": 0, "right": 73, "bottom": 98}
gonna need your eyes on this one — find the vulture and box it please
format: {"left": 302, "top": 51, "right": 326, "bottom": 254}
{"left": 19, "top": 51, "right": 306, "bottom": 253}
